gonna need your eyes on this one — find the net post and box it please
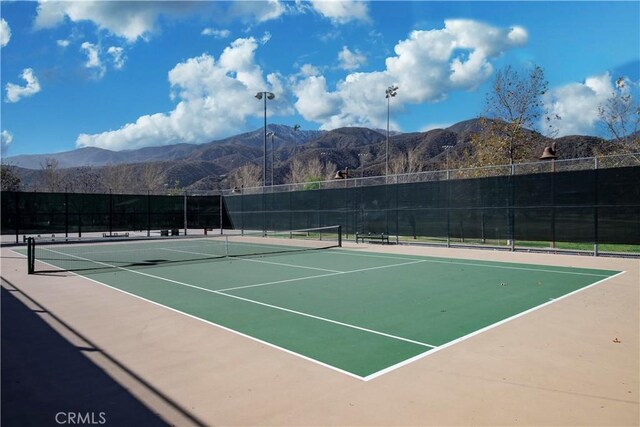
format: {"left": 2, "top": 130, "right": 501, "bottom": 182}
{"left": 27, "top": 237, "right": 35, "bottom": 274}
{"left": 593, "top": 157, "right": 599, "bottom": 256}
{"left": 184, "top": 191, "right": 188, "bottom": 236}
{"left": 219, "top": 193, "right": 224, "bottom": 235}
{"left": 338, "top": 225, "right": 342, "bottom": 247}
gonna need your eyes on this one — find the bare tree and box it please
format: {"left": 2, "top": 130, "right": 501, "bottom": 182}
{"left": 389, "top": 153, "right": 408, "bottom": 175}
{"left": 305, "top": 157, "right": 325, "bottom": 181}
{"left": 139, "top": 163, "right": 166, "bottom": 193}
{"left": 324, "top": 160, "right": 337, "bottom": 180}
{"left": 598, "top": 76, "right": 640, "bottom": 154}
{"left": 40, "top": 157, "right": 64, "bottom": 192}
{"left": 228, "top": 163, "right": 261, "bottom": 189}
{"left": 68, "top": 167, "right": 101, "bottom": 193}
{"left": 470, "top": 65, "right": 552, "bottom": 167}
{"left": 390, "top": 147, "right": 423, "bottom": 175}
{"left": 285, "top": 156, "right": 337, "bottom": 184}
{"left": 286, "top": 158, "right": 307, "bottom": 184}
{"left": 104, "top": 164, "right": 135, "bottom": 193}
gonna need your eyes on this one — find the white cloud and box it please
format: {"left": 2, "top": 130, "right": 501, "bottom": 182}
{"left": 1, "top": 130, "right": 13, "bottom": 155}
{"left": 293, "top": 74, "right": 342, "bottom": 122}
{"left": 107, "top": 46, "right": 126, "bottom": 69}
{"left": 228, "top": 0, "right": 286, "bottom": 23}
{"left": 5, "top": 68, "right": 41, "bottom": 103}
{"left": 34, "top": 1, "right": 203, "bottom": 42}
{"left": 77, "top": 37, "right": 291, "bottom": 151}
{"left": 338, "top": 46, "right": 366, "bottom": 70}
{"left": 1, "top": 18, "right": 10, "bottom": 48}
{"left": 310, "top": 0, "right": 370, "bottom": 24}
{"left": 260, "top": 31, "right": 272, "bottom": 45}
{"left": 81, "top": 42, "right": 106, "bottom": 79}
{"left": 544, "top": 73, "right": 615, "bottom": 136}
{"left": 294, "top": 19, "right": 528, "bottom": 130}
{"left": 300, "top": 64, "right": 321, "bottom": 77}
{"left": 202, "top": 28, "right": 231, "bottom": 39}
{"left": 57, "top": 39, "right": 70, "bottom": 48}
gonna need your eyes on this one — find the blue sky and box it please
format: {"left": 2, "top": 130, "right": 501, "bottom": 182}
{"left": 1, "top": 1, "right": 638, "bottom": 156}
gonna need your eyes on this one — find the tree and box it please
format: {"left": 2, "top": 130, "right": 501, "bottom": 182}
{"left": 285, "top": 156, "right": 336, "bottom": 185}
{"left": 139, "top": 163, "right": 166, "bottom": 193}
{"left": 166, "top": 179, "right": 182, "bottom": 196}
{"left": 69, "top": 167, "right": 101, "bottom": 193}
{"left": 598, "top": 76, "right": 640, "bottom": 153}
{"left": 1, "top": 165, "right": 21, "bottom": 191}
{"left": 470, "top": 65, "right": 553, "bottom": 167}
{"left": 389, "top": 147, "right": 423, "bottom": 175}
{"left": 40, "top": 157, "right": 64, "bottom": 192}
{"left": 104, "top": 164, "right": 136, "bottom": 194}
{"left": 228, "top": 163, "right": 261, "bottom": 189}
{"left": 286, "top": 158, "right": 309, "bottom": 184}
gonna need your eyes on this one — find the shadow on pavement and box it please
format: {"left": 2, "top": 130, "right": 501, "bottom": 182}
{"left": 1, "top": 281, "right": 204, "bottom": 426}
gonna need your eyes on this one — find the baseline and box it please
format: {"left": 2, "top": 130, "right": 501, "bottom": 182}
{"left": 327, "top": 250, "right": 614, "bottom": 277}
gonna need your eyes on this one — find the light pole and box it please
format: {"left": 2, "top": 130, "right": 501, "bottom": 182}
{"left": 267, "top": 131, "right": 275, "bottom": 186}
{"left": 292, "top": 124, "right": 300, "bottom": 156}
{"left": 358, "top": 152, "right": 368, "bottom": 180}
{"left": 442, "top": 145, "right": 454, "bottom": 179}
{"left": 385, "top": 85, "right": 398, "bottom": 178}
{"left": 255, "top": 91, "right": 275, "bottom": 187}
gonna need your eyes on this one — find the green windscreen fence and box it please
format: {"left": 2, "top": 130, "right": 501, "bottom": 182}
{"left": 223, "top": 166, "right": 640, "bottom": 245}
{"left": 1, "top": 192, "right": 232, "bottom": 240}
{"left": 3, "top": 166, "right": 638, "bottom": 246}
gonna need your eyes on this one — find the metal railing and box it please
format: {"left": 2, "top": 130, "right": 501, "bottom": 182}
{"left": 228, "top": 152, "right": 640, "bottom": 196}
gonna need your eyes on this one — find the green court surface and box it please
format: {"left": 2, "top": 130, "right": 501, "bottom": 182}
{"left": 26, "top": 243, "right": 622, "bottom": 380}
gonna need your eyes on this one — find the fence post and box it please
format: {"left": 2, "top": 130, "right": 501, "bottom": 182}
{"left": 240, "top": 186, "right": 244, "bottom": 236}
{"left": 147, "top": 191, "right": 151, "bottom": 237}
{"left": 447, "top": 178, "right": 451, "bottom": 248}
{"left": 395, "top": 179, "right": 400, "bottom": 244}
{"left": 27, "top": 237, "right": 34, "bottom": 274}
{"left": 14, "top": 191, "right": 20, "bottom": 244}
{"left": 219, "top": 193, "right": 223, "bottom": 235}
{"left": 184, "top": 191, "right": 188, "bottom": 236}
{"left": 510, "top": 164, "right": 515, "bottom": 251}
{"left": 109, "top": 189, "right": 113, "bottom": 236}
{"left": 594, "top": 157, "right": 599, "bottom": 256}
{"left": 65, "top": 189, "right": 69, "bottom": 238}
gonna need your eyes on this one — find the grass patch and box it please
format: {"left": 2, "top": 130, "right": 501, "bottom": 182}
{"left": 385, "top": 236, "right": 639, "bottom": 254}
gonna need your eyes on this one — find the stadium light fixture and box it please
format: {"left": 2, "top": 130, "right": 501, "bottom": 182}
{"left": 256, "top": 91, "right": 275, "bottom": 187}
{"left": 385, "top": 85, "right": 399, "bottom": 178}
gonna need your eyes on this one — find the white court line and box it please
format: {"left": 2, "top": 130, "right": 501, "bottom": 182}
{"left": 35, "top": 265, "right": 366, "bottom": 381}
{"left": 160, "top": 247, "right": 342, "bottom": 273}
{"left": 239, "top": 257, "right": 342, "bottom": 273}
{"left": 31, "top": 247, "right": 625, "bottom": 381}
{"left": 40, "top": 248, "right": 436, "bottom": 350}
{"left": 217, "top": 259, "right": 427, "bottom": 292}
{"left": 362, "top": 270, "right": 627, "bottom": 381}
{"left": 216, "top": 290, "right": 436, "bottom": 349}
{"left": 326, "top": 250, "right": 614, "bottom": 277}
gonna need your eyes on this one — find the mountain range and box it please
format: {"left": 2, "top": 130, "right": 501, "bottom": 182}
{"left": 1, "top": 119, "right": 614, "bottom": 193}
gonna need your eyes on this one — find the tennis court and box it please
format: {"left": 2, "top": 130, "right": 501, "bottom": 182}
{"left": 22, "top": 229, "right": 622, "bottom": 380}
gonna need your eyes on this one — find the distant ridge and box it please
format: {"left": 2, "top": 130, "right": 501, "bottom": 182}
{"left": 3, "top": 119, "right": 622, "bottom": 193}
{"left": 3, "top": 125, "right": 324, "bottom": 170}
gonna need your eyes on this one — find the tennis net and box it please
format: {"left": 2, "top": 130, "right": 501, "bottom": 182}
{"left": 26, "top": 225, "right": 342, "bottom": 274}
